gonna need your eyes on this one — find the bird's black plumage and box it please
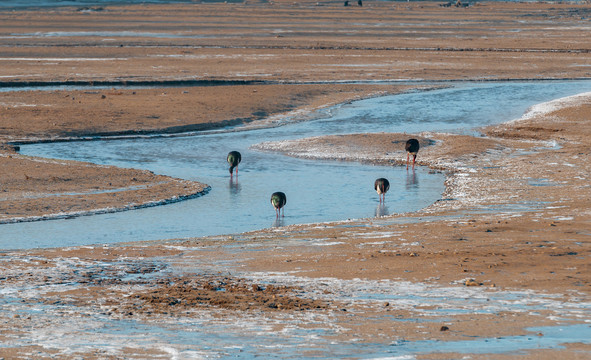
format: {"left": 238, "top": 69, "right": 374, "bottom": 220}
{"left": 405, "top": 138, "right": 420, "bottom": 170}
{"left": 374, "top": 178, "right": 390, "bottom": 202}
{"left": 405, "top": 138, "right": 420, "bottom": 154}
{"left": 271, "top": 191, "right": 287, "bottom": 217}
{"left": 227, "top": 151, "right": 241, "bottom": 175}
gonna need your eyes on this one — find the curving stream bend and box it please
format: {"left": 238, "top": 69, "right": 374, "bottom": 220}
{"left": 2, "top": 80, "right": 591, "bottom": 250}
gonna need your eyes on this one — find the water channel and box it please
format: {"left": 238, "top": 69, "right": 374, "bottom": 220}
{"left": 2, "top": 80, "right": 591, "bottom": 250}
{"left": 2, "top": 80, "right": 591, "bottom": 357}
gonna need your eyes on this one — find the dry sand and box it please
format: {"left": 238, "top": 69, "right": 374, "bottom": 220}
{"left": 0, "top": 1, "right": 590, "bottom": 358}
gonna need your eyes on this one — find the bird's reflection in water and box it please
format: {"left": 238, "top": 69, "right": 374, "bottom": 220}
{"left": 272, "top": 217, "right": 285, "bottom": 228}
{"left": 228, "top": 177, "right": 241, "bottom": 195}
{"left": 406, "top": 170, "right": 419, "bottom": 189}
{"left": 375, "top": 203, "right": 389, "bottom": 217}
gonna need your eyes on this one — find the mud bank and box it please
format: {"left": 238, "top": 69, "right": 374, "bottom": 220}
{"left": 1, "top": 2, "right": 590, "bottom": 358}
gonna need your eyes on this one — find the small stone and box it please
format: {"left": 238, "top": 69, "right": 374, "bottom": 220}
{"left": 440, "top": 326, "right": 449, "bottom": 331}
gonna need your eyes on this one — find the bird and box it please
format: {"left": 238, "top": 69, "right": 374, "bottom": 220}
{"left": 227, "top": 151, "right": 241, "bottom": 176}
{"left": 405, "top": 138, "right": 420, "bottom": 170}
{"left": 271, "top": 191, "right": 287, "bottom": 218}
{"left": 374, "top": 178, "right": 390, "bottom": 203}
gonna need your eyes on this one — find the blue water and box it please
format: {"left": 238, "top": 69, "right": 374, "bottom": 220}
{"left": 2, "top": 81, "right": 591, "bottom": 250}
{"left": 25, "top": 320, "right": 591, "bottom": 359}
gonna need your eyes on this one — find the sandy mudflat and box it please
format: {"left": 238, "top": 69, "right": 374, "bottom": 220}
{"left": 1, "top": 1, "right": 591, "bottom": 358}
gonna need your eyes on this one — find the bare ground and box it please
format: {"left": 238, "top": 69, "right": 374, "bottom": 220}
{"left": 0, "top": 1, "right": 590, "bottom": 358}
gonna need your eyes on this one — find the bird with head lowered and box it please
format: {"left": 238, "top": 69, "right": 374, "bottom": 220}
{"left": 227, "top": 151, "right": 241, "bottom": 177}
{"left": 270, "top": 191, "right": 287, "bottom": 218}
{"left": 405, "top": 138, "right": 420, "bottom": 170}
{"left": 374, "top": 178, "right": 390, "bottom": 203}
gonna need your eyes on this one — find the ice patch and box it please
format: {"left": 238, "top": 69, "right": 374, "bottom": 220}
{"left": 2, "top": 252, "right": 590, "bottom": 358}
{"left": 354, "top": 232, "right": 401, "bottom": 239}
{"left": 512, "top": 91, "right": 591, "bottom": 123}
{"left": 311, "top": 241, "right": 344, "bottom": 246}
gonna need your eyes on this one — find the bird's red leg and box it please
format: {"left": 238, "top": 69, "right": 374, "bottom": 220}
{"left": 413, "top": 154, "right": 417, "bottom": 169}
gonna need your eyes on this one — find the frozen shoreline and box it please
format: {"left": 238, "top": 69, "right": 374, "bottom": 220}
{"left": 1, "top": 2, "right": 591, "bottom": 358}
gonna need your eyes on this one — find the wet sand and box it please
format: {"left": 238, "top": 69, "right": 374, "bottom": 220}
{"left": 1, "top": 1, "right": 591, "bottom": 358}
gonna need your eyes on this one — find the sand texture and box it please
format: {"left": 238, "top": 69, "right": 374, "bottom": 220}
{"left": 0, "top": 1, "right": 591, "bottom": 358}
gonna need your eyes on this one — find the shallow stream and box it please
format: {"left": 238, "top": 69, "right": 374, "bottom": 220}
{"left": 2, "top": 80, "right": 591, "bottom": 357}
{"left": 3, "top": 80, "right": 591, "bottom": 249}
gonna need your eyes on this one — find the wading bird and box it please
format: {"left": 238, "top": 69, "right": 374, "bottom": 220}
{"left": 374, "top": 178, "right": 390, "bottom": 203}
{"left": 227, "top": 151, "right": 241, "bottom": 176}
{"left": 405, "top": 138, "right": 420, "bottom": 170}
{"left": 271, "top": 191, "right": 287, "bottom": 218}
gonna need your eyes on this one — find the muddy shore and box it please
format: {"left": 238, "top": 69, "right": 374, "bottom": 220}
{"left": 1, "top": 2, "right": 591, "bottom": 358}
